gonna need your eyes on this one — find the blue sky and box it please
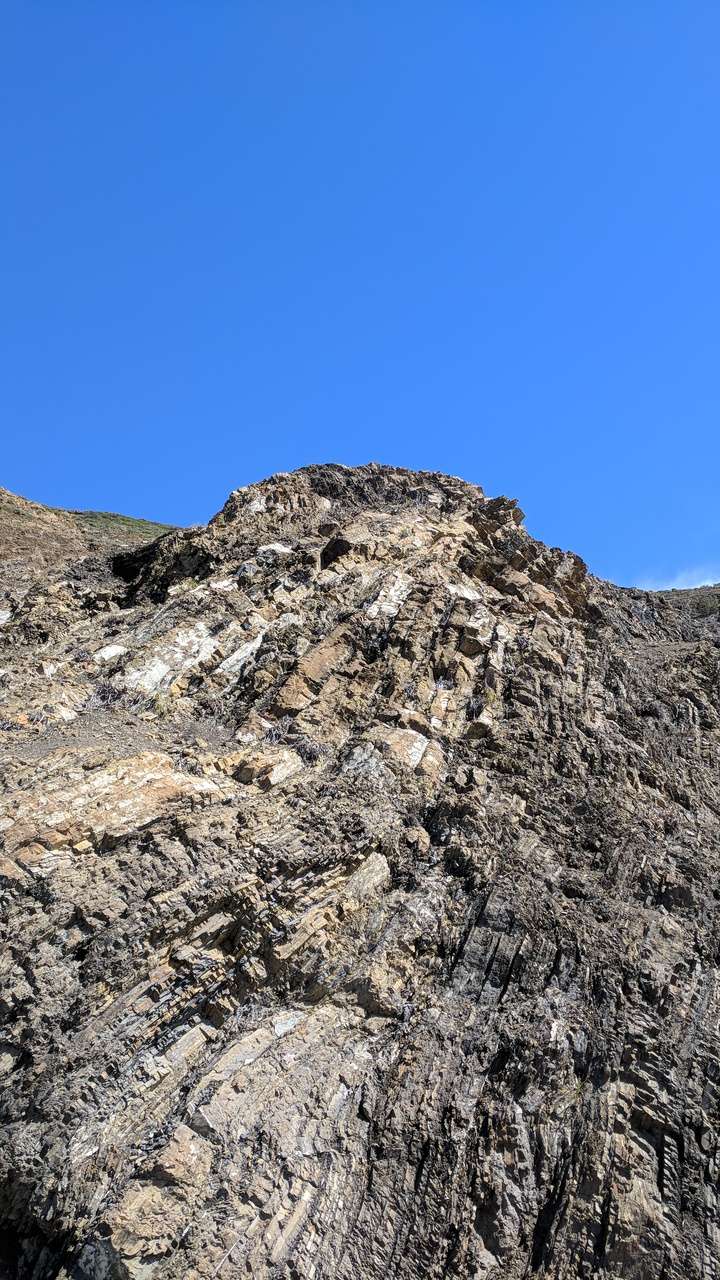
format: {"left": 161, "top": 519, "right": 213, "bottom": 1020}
{"left": 3, "top": 3, "right": 719, "bottom": 587}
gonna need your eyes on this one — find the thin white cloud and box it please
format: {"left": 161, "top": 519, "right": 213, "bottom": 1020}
{"left": 635, "top": 566, "right": 720, "bottom": 591}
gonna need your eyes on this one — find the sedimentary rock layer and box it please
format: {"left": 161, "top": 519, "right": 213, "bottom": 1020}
{"left": 0, "top": 464, "right": 719, "bottom": 1279}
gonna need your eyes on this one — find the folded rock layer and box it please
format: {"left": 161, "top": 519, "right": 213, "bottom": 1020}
{"left": 0, "top": 463, "right": 719, "bottom": 1279}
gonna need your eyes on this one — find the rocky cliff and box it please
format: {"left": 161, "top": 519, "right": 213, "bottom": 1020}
{"left": 1, "top": 464, "right": 719, "bottom": 1280}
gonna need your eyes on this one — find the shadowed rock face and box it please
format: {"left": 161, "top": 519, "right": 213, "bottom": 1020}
{"left": 0, "top": 463, "right": 719, "bottom": 1280}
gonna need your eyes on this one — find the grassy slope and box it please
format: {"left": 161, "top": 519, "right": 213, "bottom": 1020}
{"left": 0, "top": 487, "right": 177, "bottom": 569}
{"left": 66, "top": 509, "right": 177, "bottom": 548}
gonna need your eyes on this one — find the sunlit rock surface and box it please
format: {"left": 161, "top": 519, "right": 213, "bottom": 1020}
{"left": 1, "top": 463, "right": 719, "bottom": 1279}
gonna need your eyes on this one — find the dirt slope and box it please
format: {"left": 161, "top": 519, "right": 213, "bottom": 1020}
{"left": 0, "top": 487, "right": 175, "bottom": 580}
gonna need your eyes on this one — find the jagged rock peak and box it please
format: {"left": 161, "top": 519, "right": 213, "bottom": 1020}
{"left": 113, "top": 463, "right": 547, "bottom": 608}
{"left": 214, "top": 461, "right": 495, "bottom": 525}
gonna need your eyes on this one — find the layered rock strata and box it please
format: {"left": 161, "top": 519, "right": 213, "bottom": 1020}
{"left": 0, "top": 464, "right": 719, "bottom": 1280}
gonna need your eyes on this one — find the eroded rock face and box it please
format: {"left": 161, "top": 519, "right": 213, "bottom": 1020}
{"left": 1, "top": 463, "right": 719, "bottom": 1279}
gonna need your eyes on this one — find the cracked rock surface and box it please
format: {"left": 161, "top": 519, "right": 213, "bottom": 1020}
{"left": 1, "top": 463, "right": 720, "bottom": 1279}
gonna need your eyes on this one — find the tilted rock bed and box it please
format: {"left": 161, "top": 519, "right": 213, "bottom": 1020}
{"left": 0, "top": 463, "right": 719, "bottom": 1279}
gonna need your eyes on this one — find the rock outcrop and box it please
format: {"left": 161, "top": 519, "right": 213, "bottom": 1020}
{"left": 0, "top": 463, "right": 719, "bottom": 1280}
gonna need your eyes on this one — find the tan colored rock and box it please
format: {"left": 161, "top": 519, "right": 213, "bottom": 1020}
{"left": 377, "top": 726, "right": 445, "bottom": 779}
{"left": 151, "top": 1124, "right": 212, "bottom": 1187}
{"left": 0, "top": 750, "right": 232, "bottom": 857}
{"left": 233, "top": 745, "right": 302, "bottom": 788}
{"left": 1, "top": 463, "right": 719, "bottom": 1280}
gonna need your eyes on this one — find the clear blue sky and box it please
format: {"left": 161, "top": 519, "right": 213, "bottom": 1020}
{"left": 3, "top": 4, "right": 719, "bottom": 587}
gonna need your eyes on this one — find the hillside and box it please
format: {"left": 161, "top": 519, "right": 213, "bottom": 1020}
{"left": 0, "top": 464, "right": 719, "bottom": 1280}
{"left": 0, "top": 487, "right": 175, "bottom": 584}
